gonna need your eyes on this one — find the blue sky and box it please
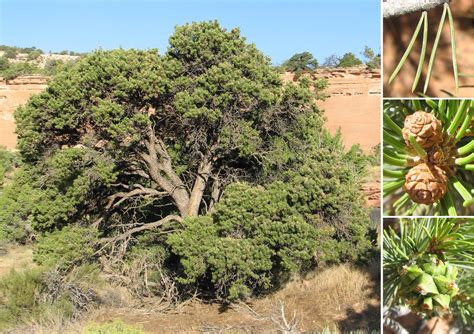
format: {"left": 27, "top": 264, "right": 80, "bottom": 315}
{"left": 0, "top": 0, "right": 380, "bottom": 64}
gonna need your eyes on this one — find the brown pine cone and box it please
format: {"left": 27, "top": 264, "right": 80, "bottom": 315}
{"left": 403, "top": 163, "right": 448, "bottom": 204}
{"left": 402, "top": 111, "right": 442, "bottom": 149}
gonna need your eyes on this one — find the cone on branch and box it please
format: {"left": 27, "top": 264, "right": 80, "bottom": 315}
{"left": 403, "top": 163, "right": 448, "bottom": 204}
{"left": 402, "top": 111, "right": 442, "bottom": 149}
{"left": 397, "top": 255, "right": 459, "bottom": 315}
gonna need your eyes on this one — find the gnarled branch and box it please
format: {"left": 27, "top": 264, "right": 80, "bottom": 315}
{"left": 99, "top": 214, "right": 183, "bottom": 243}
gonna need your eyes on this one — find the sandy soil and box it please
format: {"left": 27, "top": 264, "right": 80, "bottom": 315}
{"left": 384, "top": 0, "right": 474, "bottom": 97}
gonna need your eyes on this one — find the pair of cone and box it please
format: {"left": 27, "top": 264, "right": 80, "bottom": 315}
{"left": 402, "top": 112, "right": 449, "bottom": 204}
{"left": 399, "top": 254, "right": 459, "bottom": 314}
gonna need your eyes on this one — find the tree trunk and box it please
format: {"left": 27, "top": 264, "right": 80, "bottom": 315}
{"left": 186, "top": 158, "right": 212, "bottom": 217}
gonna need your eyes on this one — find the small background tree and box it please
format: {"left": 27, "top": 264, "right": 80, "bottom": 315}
{"left": 338, "top": 52, "right": 363, "bottom": 68}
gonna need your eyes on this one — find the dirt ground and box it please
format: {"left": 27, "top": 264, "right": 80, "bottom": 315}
{"left": 0, "top": 245, "right": 380, "bottom": 333}
{"left": 87, "top": 262, "right": 380, "bottom": 334}
{"left": 384, "top": 0, "right": 474, "bottom": 97}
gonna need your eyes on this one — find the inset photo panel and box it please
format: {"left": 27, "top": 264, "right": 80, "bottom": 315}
{"left": 383, "top": 99, "right": 474, "bottom": 216}
{"left": 383, "top": 217, "right": 473, "bottom": 332}
{"left": 383, "top": 0, "right": 474, "bottom": 97}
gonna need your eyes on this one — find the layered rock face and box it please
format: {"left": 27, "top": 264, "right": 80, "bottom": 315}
{"left": 0, "top": 76, "right": 48, "bottom": 149}
{"left": 318, "top": 67, "right": 381, "bottom": 153}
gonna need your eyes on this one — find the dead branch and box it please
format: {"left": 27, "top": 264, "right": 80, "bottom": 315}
{"left": 105, "top": 187, "right": 168, "bottom": 209}
{"left": 99, "top": 215, "right": 183, "bottom": 244}
{"left": 234, "top": 300, "right": 300, "bottom": 334}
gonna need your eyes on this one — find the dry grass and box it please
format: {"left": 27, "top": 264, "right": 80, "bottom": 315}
{"left": 87, "top": 262, "right": 380, "bottom": 333}
{"left": 0, "top": 245, "right": 35, "bottom": 277}
{"left": 0, "top": 246, "right": 380, "bottom": 333}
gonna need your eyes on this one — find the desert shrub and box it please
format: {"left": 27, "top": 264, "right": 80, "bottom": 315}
{"left": 0, "top": 61, "right": 41, "bottom": 80}
{"left": 3, "top": 49, "right": 17, "bottom": 59}
{"left": 362, "top": 46, "right": 380, "bottom": 70}
{"left": 0, "top": 168, "right": 38, "bottom": 243}
{"left": 0, "top": 264, "right": 101, "bottom": 329}
{"left": 85, "top": 320, "right": 144, "bottom": 334}
{"left": 0, "top": 146, "right": 18, "bottom": 187}
{"left": 43, "top": 58, "right": 64, "bottom": 75}
{"left": 27, "top": 50, "right": 42, "bottom": 61}
{"left": 34, "top": 225, "right": 99, "bottom": 269}
{"left": 337, "top": 52, "right": 362, "bottom": 68}
{"left": 0, "top": 56, "right": 9, "bottom": 71}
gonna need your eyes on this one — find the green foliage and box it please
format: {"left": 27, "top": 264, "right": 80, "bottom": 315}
{"left": 168, "top": 133, "right": 373, "bottom": 300}
{"left": 362, "top": 46, "right": 380, "bottom": 70}
{"left": 34, "top": 225, "right": 99, "bottom": 269}
{"left": 338, "top": 52, "right": 363, "bottom": 68}
{"left": 0, "top": 61, "right": 42, "bottom": 80}
{"left": 0, "top": 147, "right": 116, "bottom": 243}
{"left": 3, "top": 49, "right": 17, "bottom": 59}
{"left": 168, "top": 182, "right": 318, "bottom": 300}
{"left": 281, "top": 52, "right": 318, "bottom": 73}
{"left": 43, "top": 59, "right": 67, "bottom": 76}
{"left": 85, "top": 320, "right": 144, "bottom": 334}
{"left": 27, "top": 50, "right": 42, "bottom": 61}
{"left": 0, "top": 45, "right": 43, "bottom": 57}
{"left": 0, "top": 57, "right": 9, "bottom": 71}
{"left": 0, "top": 146, "right": 18, "bottom": 188}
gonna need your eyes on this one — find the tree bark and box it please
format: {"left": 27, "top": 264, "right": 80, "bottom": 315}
{"left": 383, "top": 0, "right": 447, "bottom": 18}
{"left": 141, "top": 125, "right": 191, "bottom": 217}
{"left": 187, "top": 158, "right": 212, "bottom": 216}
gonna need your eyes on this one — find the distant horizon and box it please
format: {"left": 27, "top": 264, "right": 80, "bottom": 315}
{"left": 0, "top": 0, "right": 380, "bottom": 65}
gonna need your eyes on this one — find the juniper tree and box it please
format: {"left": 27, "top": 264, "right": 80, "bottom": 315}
{"left": 1, "top": 21, "right": 373, "bottom": 300}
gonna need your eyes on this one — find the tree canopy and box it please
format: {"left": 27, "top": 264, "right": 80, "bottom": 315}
{"left": 337, "top": 52, "right": 363, "bottom": 68}
{"left": 281, "top": 52, "right": 318, "bottom": 72}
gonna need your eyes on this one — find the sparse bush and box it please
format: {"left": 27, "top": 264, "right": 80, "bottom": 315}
{"left": 34, "top": 225, "right": 99, "bottom": 269}
{"left": 3, "top": 49, "right": 17, "bottom": 59}
{"left": 322, "top": 54, "right": 340, "bottom": 68}
{"left": 362, "top": 46, "right": 381, "bottom": 70}
{"left": 0, "top": 264, "right": 101, "bottom": 329}
{"left": 27, "top": 50, "right": 42, "bottom": 61}
{"left": 0, "top": 61, "right": 41, "bottom": 80}
{"left": 85, "top": 320, "right": 144, "bottom": 334}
